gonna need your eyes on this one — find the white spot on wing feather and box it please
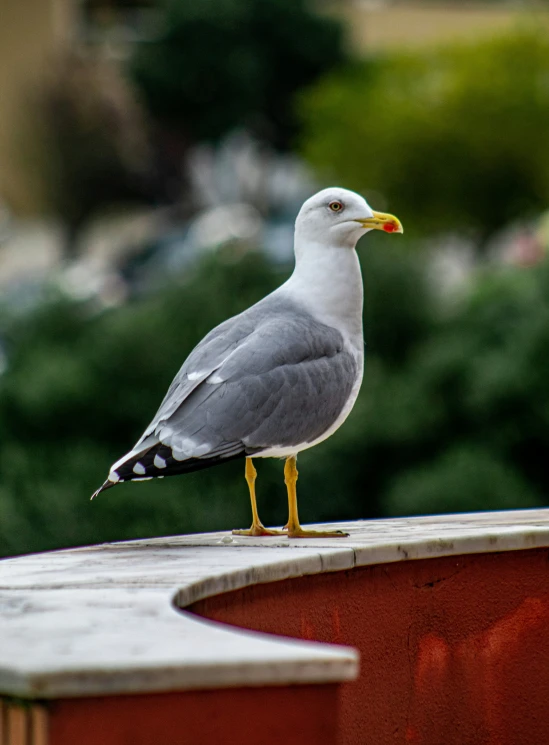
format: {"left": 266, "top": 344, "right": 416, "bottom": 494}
{"left": 133, "top": 462, "right": 146, "bottom": 475}
{"left": 187, "top": 371, "right": 205, "bottom": 381}
{"left": 166, "top": 436, "right": 212, "bottom": 460}
{"left": 192, "top": 442, "right": 212, "bottom": 457}
{"left": 110, "top": 435, "right": 158, "bottom": 472}
{"left": 154, "top": 454, "right": 167, "bottom": 469}
{"left": 158, "top": 425, "right": 174, "bottom": 440}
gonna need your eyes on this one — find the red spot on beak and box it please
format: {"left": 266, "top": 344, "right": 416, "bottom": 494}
{"left": 383, "top": 222, "right": 397, "bottom": 233}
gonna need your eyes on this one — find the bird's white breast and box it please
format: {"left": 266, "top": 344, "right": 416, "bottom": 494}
{"left": 254, "top": 241, "right": 365, "bottom": 459}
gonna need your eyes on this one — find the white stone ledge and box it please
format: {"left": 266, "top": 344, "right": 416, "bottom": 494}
{"left": 1, "top": 509, "right": 548, "bottom": 698}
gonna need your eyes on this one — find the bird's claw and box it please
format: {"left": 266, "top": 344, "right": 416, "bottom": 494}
{"left": 287, "top": 528, "right": 349, "bottom": 538}
{"left": 232, "top": 525, "right": 288, "bottom": 537}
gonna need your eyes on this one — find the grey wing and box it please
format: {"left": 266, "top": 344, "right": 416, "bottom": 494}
{"left": 105, "top": 299, "right": 358, "bottom": 485}
{"left": 94, "top": 306, "right": 260, "bottom": 494}
{"left": 179, "top": 315, "right": 358, "bottom": 452}
{"left": 136, "top": 307, "right": 259, "bottom": 444}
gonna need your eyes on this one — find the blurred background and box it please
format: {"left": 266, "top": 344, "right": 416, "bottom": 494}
{"left": 2, "top": 0, "right": 549, "bottom": 558}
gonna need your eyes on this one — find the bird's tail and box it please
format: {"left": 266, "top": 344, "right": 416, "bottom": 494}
{"left": 90, "top": 433, "right": 248, "bottom": 501}
{"left": 90, "top": 479, "right": 117, "bottom": 501}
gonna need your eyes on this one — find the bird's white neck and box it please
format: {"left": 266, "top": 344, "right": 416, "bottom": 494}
{"left": 283, "top": 241, "right": 364, "bottom": 346}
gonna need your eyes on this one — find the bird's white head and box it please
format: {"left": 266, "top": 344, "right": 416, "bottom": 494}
{"left": 295, "top": 187, "right": 403, "bottom": 250}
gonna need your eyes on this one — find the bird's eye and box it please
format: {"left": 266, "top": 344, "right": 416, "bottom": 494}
{"left": 329, "top": 201, "right": 344, "bottom": 212}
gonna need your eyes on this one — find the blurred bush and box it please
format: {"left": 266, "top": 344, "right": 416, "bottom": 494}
{"left": 1, "top": 244, "right": 548, "bottom": 558}
{"left": 338, "top": 254, "right": 549, "bottom": 519}
{"left": 300, "top": 29, "right": 549, "bottom": 243}
{"left": 131, "top": 0, "right": 349, "bottom": 149}
{"left": 0, "top": 253, "right": 281, "bottom": 557}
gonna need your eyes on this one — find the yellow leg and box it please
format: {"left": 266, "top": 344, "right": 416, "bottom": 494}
{"left": 284, "top": 455, "right": 349, "bottom": 538}
{"left": 233, "top": 458, "right": 286, "bottom": 537}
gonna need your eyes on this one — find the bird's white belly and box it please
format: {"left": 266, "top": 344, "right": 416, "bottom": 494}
{"left": 255, "top": 348, "right": 364, "bottom": 459}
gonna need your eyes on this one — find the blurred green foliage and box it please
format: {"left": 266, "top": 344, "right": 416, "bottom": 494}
{"left": 1, "top": 245, "right": 548, "bottom": 558}
{"left": 300, "top": 29, "right": 549, "bottom": 242}
{"left": 131, "top": 0, "right": 348, "bottom": 148}
{"left": 0, "top": 254, "right": 281, "bottom": 557}
{"left": 3, "top": 21, "right": 549, "bottom": 560}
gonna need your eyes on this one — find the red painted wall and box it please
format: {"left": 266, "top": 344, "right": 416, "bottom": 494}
{"left": 190, "top": 548, "right": 549, "bottom": 745}
{"left": 50, "top": 685, "right": 339, "bottom": 745}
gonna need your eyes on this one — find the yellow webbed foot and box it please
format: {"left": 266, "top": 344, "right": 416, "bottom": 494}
{"left": 287, "top": 527, "right": 349, "bottom": 539}
{"left": 232, "top": 524, "right": 288, "bottom": 537}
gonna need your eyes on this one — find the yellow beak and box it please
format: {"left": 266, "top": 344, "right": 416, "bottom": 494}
{"left": 355, "top": 211, "right": 403, "bottom": 234}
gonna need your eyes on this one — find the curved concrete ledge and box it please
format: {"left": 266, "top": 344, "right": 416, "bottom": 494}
{"left": 1, "top": 509, "right": 549, "bottom": 701}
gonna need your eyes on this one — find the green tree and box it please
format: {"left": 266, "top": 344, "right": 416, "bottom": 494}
{"left": 332, "top": 259, "right": 549, "bottom": 520}
{"left": 301, "top": 29, "right": 549, "bottom": 244}
{"left": 2, "top": 246, "right": 549, "bottom": 559}
{"left": 0, "top": 253, "right": 283, "bottom": 557}
{"left": 131, "top": 0, "right": 348, "bottom": 148}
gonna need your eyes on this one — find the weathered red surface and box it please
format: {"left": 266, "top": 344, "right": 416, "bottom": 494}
{"left": 190, "top": 548, "right": 549, "bottom": 745}
{"left": 49, "top": 685, "right": 339, "bottom": 745}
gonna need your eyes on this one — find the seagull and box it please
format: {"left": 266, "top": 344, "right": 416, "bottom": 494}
{"left": 91, "top": 188, "right": 403, "bottom": 537}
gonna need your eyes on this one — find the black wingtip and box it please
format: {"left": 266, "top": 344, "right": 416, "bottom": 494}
{"left": 114, "top": 443, "right": 246, "bottom": 483}
{"left": 90, "top": 479, "right": 116, "bottom": 501}
{"left": 90, "top": 446, "right": 246, "bottom": 501}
